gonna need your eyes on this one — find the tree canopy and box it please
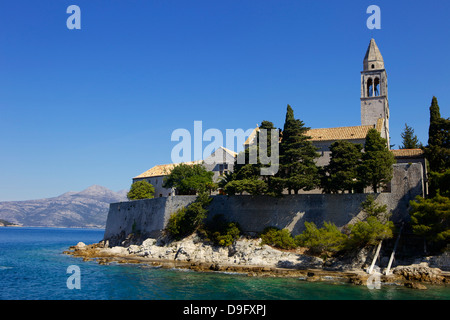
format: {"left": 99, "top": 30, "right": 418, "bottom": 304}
{"left": 358, "top": 129, "right": 395, "bottom": 193}
{"left": 410, "top": 194, "right": 450, "bottom": 246}
{"left": 279, "top": 104, "right": 320, "bottom": 194}
{"left": 127, "top": 180, "right": 155, "bottom": 200}
{"left": 400, "top": 123, "right": 421, "bottom": 149}
{"left": 321, "top": 140, "right": 363, "bottom": 194}
{"left": 163, "top": 163, "right": 214, "bottom": 195}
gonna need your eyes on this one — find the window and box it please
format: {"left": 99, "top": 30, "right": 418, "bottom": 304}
{"left": 367, "top": 78, "right": 373, "bottom": 97}
{"left": 374, "top": 77, "right": 380, "bottom": 96}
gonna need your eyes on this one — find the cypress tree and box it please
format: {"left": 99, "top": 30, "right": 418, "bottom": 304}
{"left": 358, "top": 129, "right": 396, "bottom": 193}
{"left": 321, "top": 140, "right": 363, "bottom": 193}
{"left": 424, "top": 96, "right": 450, "bottom": 173}
{"left": 279, "top": 105, "right": 320, "bottom": 194}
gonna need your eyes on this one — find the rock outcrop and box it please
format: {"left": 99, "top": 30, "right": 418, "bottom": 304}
{"left": 392, "top": 263, "right": 445, "bottom": 284}
{"left": 65, "top": 235, "right": 450, "bottom": 288}
{"left": 102, "top": 234, "right": 324, "bottom": 270}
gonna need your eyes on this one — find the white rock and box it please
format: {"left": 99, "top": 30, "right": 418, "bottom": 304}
{"left": 75, "top": 242, "right": 86, "bottom": 249}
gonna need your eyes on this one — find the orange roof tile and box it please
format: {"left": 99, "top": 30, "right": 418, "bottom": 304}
{"left": 390, "top": 149, "right": 424, "bottom": 158}
{"left": 133, "top": 160, "right": 202, "bottom": 179}
{"left": 306, "top": 120, "right": 383, "bottom": 142}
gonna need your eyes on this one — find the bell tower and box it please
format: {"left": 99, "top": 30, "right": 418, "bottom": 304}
{"left": 361, "top": 38, "right": 390, "bottom": 147}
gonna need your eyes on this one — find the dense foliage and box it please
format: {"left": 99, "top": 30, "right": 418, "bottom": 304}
{"left": 278, "top": 105, "right": 321, "bottom": 194}
{"left": 295, "top": 222, "right": 347, "bottom": 257}
{"left": 321, "top": 140, "right": 363, "bottom": 193}
{"left": 358, "top": 129, "right": 396, "bottom": 193}
{"left": 165, "top": 192, "right": 212, "bottom": 240}
{"left": 163, "top": 163, "right": 215, "bottom": 195}
{"left": 410, "top": 194, "right": 450, "bottom": 245}
{"left": 400, "top": 123, "right": 421, "bottom": 149}
{"left": 203, "top": 214, "right": 241, "bottom": 247}
{"left": 260, "top": 227, "right": 297, "bottom": 250}
{"left": 409, "top": 96, "right": 450, "bottom": 252}
{"left": 127, "top": 180, "right": 155, "bottom": 200}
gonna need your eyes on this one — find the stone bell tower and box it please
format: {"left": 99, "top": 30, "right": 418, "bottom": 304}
{"left": 361, "top": 38, "right": 390, "bottom": 147}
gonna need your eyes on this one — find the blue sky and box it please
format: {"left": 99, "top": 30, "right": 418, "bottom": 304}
{"left": 0, "top": 1, "right": 449, "bottom": 201}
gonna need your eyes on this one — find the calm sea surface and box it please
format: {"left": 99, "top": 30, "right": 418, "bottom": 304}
{"left": 0, "top": 227, "right": 449, "bottom": 300}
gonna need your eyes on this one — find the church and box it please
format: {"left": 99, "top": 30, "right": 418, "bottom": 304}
{"left": 306, "top": 38, "right": 390, "bottom": 166}
{"left": 246, "top": 38, "right": 424, "bottom": 169}
{"left": 133, "top": 39, "right": 425, "bottom": 195}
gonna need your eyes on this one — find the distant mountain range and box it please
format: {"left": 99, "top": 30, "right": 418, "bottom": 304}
{"left": 0, "top": 185, "right": 128, "bottom": 228}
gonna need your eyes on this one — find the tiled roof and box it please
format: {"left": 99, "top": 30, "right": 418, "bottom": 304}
{"left": 306, "top": 119, "right": 383, "bottom": 142}
{"left": 220, "top": 146, "right": 237, "bottom": 157}
{"left": 391, "top": 149, "right": 424, "bottom": 158}
{"left": 244, "top": 127, "right": 259, "bottom": 145}
{"left": 246, "top": 119, "right": 384, "bottom": 144}
{"left": 133, "top": 160, "right": 202, "bottom": 179}
{"left": 306, "top": 125, "right": 373, "bottom": 141}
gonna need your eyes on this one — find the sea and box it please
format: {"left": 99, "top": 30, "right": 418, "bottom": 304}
{"left": 0, "top": 227, "right": 449, "bottom": 303}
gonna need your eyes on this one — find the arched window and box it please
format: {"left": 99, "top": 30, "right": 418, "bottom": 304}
{"left": 374, "top": 77, "right": 380, "bottom": 96}
{"left": 367, "top": 78, "right": 373, "bottom": 97}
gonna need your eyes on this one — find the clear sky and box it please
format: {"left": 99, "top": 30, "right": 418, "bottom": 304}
{"left": 1, "top": 0, "right": 449, "bottom": 201}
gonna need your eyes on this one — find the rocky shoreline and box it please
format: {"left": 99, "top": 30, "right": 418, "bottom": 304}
{"left": 64, "top": 234, "right": 450, "bottom": 290}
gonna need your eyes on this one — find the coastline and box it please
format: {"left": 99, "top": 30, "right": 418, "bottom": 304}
{"left": 64, "top": 234, "right": 450, "bottom": 290}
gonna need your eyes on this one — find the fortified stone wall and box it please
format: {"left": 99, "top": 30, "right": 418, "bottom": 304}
{"left": 103, "top": 163, "right": 424, "bottom": 243}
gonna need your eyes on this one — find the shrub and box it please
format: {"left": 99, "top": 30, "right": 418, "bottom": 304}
{"left": 205, "top": 215, "right": 241, "bottom": 247}
{"left": 410, "top": 194, "right": 450, "bottom": 246}
{"left": 165, "top": 207, "right": 189, "bottom": 240}
{"left": 165, "top": 192, "right": 212, "bottom": 240}
{"left": 295, "top": 221, "right": 347, "bottom": 257}
{"left": 260, "top": 227, "right": 297, "bottom": 250}
{"left": 346, "top": 216, "right": 394, "bottom": 247}
{"left": 127, "top": 180, "right": 155, "bottom": 200}
{"left": 163, "top": 163, "right": 214, "bottom": 195}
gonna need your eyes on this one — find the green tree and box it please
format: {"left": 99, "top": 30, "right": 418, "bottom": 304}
{"left": 163, "top": 163, "right": 214, "bottom": 195}
{"left": 223, "top": 179, "right": 267, "bottom": 196}
{"left": 321, "top": 140, "right": 363, "bottom": 194}
{"left": 204, "top": 215, "right": 241, "bottom": 247}
{"left": 361, "top": 194, "right": 389, "bottom": 221}
{"left": 346, "top": 216, "right": 394, "bottom": 247}
{"left": 260, "top": 227, "right": 297, "bottom": 250}
{"left": 400, "top": 123, "right": 421, "bottom": 149}
{"left": 166, "top": 191, "right": 212, "bottom": 240}
{"left": 279, "top": 105, "right": 320, "bottom": 194}
{"left": 409, "top": 194, "right": 450, "bottom": 248}
{"left": 423, "top": 97, "right": 450, "bottom": 197}
{"left": 127, "top": 180, "right": 155, "bottom": 200}
{"left": 225, "top": 120, "right": 279, "bottom": 196}
{"left": 428, "top": 170, "right": 450, "bottom": 198}
{"left": 295, "top": 222, "right": 347, "bottom": 257}
{"left": 358, "top": 129, "right": 396, "bottom": 193}
{"left": 425, "top": 96, "right": 450, "bottom": 173}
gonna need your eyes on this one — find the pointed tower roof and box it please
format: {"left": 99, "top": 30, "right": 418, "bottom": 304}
{"left": 363, "top": 38, "right": 384, "bottom": 71}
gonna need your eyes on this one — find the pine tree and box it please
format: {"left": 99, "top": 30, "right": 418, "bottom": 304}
{"left": 410, "top": 194, "right": 450, "bottom": 249}
{"left": 225, "top": 120, "right": 278, "bottom": 196}
{"left": 321, "top": 140, "right": 363, "bottom": 194}
{"left": 279, "top": 105, "right": 320, "bottom": 194}
{"left": 358, "top": 129, "right": 396, "bottom": 193}
{"left": 400, "top": 123, "right": 421, "bottom": 149}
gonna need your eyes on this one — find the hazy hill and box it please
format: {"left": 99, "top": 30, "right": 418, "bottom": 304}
{"left": 0, "top": 185, "right": 128, "bottom": 228}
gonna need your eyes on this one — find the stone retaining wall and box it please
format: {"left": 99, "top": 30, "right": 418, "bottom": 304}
{"left": 104, "top": 163, "right": 424, "bottom": 242}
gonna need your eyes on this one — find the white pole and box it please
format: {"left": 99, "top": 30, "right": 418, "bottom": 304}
{"left": 368, "top": 240, "right": 382, "bottom": 274}
{"left": 385, "top": 224, "right": 403, "bottom": 275}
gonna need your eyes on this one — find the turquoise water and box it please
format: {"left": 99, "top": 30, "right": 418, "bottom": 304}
{"left": 0, "top": 227, "right": 449, "bottom": 300}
